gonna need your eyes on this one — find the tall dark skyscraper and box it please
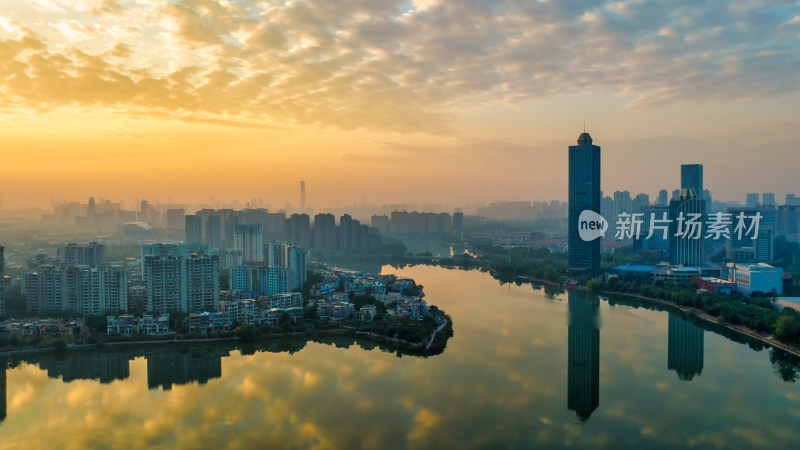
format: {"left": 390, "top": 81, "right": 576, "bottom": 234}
{"left": 568, "top": 132, "right": 601, "bottom": 273}
{"left": 680, "top": 164, "right": 703, "bottom": 194}
{"left": 567, "top": 291, "right": 600, "bottom": 422}
{"left": 667, "top": 314, "right": 704, "bottom": 381}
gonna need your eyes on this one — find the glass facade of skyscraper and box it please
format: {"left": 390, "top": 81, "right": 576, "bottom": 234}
{"left": 568, "top": 133, "right": 601, "bottom": 273}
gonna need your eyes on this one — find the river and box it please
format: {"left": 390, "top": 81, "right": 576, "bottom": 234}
{"left": 1, "top": 265, "right": 799, "bottom": 448}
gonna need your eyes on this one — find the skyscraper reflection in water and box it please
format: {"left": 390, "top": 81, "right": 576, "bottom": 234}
{"left": 567, "top": 291, "right": 600, "bottom": 422}
{"left": 668, "top": 313, "right": 704, "bottom": 381}
{"left": 1, "top": 358, "right": 6, "bottom": 423}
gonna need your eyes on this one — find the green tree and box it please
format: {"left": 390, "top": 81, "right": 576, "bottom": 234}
{"left": 775, "top": 313, "right": 800, "bottom": 343}
{"left": 238, "top": 323, "right": 256, "bottom": 342}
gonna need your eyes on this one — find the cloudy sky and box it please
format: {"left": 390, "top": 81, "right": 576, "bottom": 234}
{"left": 1, "top": 0, "right": 799, "bottom": 209}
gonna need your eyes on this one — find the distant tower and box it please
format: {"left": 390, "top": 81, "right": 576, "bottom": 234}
{"left": 657, "top": 190, "right": 669, "bottom": 207}
{"left": 568, "top": 131, "right": 601, "bottom": 273}
{"left": 300, "top": 181, "right": 306, "bottom": 209}
{"left": 680, "top": 164, "right": 703, "bottom": 195}
{"left": 746, "top": 193, "right": 759, "bottom": 207}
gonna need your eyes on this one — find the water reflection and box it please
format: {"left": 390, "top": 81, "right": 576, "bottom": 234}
{"left": 667, "top": 314, "right": 704, "bottom": 381}
{"left": 567, "top": 291, "right": 600, "bottom": 421}
{"left": 0, "top": 359, "right": 5, "bottom": 423}
{"left": 2, "top": 266, "right": 800, "bottom": 447}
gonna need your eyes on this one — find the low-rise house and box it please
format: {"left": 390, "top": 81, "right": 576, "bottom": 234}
{"left": 358, "top": 305, "right": 377, "bottom": 322}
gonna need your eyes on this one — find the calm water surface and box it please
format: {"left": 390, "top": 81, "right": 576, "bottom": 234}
{"left": 2, "top": 265, "right": 800, "bottom": 449}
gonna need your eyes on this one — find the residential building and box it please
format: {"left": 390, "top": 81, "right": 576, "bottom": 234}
{"left": 58, "top": 242, "right": 107, "bottom": 267}
{"left": 185, "top": 214, "right": 203, "bottom": 244}
{"left": 235, "top": 224, "right": 264, "bottom": 264}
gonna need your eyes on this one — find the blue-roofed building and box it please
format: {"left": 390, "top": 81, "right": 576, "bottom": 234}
{"left": 609, "top": 265, "right": 657, "bottom": 278}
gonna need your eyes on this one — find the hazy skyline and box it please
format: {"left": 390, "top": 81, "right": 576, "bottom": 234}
{"left": 1, "top": 0, "right": 799, "bottom": 209}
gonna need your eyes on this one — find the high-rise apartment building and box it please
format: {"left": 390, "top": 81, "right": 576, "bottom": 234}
{"left": 204, "top": 215, "right": 222, "bottom": 250}
{"left": 58, "top": 242, "right": 106, "bottom": 267}
{"left": 142, "top": 244, "right": 220, "bottom": 313}
{"left": 313, "top": 213, "right": 336, "bottom": 249}
{"left": 568, "top": 132, "right": 601, "bottom": 273}
{"left": 21, "top": 263, "right": 127, "bottom": 314}
{"left": 185, "top": 215, "right": 203, "bottom": 244}
{"left": 285, "top": 214, "right": 311, "bottom": 248}
{"left": 234, "top": 224, "right": 264, "bottom": 264}
{"left": 746, "top": 193, "right": 760, "bottom": 207}
{"left": 762, "top": 193, "right": 776, "bottom": 207}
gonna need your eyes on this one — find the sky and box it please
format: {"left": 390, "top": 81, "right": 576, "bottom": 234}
{"left": 0, "top": 0, "right": 799, "bottom": 210}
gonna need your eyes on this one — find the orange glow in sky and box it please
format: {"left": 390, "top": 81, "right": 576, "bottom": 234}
{"left": 1, "top": 1, "right": 799, "bottom": 209}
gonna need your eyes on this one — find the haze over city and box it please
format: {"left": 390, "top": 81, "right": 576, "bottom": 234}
{"left": 1, "top": 0, "right": 799, "bottom": 210}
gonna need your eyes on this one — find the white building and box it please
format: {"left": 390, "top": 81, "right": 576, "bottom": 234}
{"left": 727, "top": 263, "right": 783, "bottom": 296}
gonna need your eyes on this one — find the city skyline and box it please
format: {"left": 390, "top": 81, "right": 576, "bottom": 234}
{"left": 0, "top": 1, "right": 799, "bottom": 209}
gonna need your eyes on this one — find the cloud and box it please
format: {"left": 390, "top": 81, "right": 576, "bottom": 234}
{"left": 0, "top": 0, "right": 798, "bottom": 132}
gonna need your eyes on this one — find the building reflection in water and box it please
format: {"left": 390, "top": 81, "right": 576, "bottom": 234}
{"left": 0, "top": 346, "right": 230, "bottom": 424}
{"left": 146, "top": 348, "right": 227, "bottom": 390}
{"left": 667, "top": 313, "right": 704, "bottom": 381}
{"left": 37, "top": 352, "right": 131, "bottom": 384}
{"left": 1, "top": 358, "right": 6, "bottom": 423}
{"left": 567, "top": 291, "right": 600, "bottom": 422}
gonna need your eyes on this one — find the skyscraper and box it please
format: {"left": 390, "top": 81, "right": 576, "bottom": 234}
{"left": 680, "top": 164, "right": 703, "bottom": 194}
{"left": 568, "top": 132, "right": 601, "bottom": 273}
{"left": 669, "top": 189, "right": 706, "bottom": 266}
{"left": 300, "top": 180, "right": 306, "bottom": 209}
{"left": 762, "top": 193, "right": 776, "bottom": 207}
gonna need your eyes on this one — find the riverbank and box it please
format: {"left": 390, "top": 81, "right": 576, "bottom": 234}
{"left": 471, "top": 264, "right": 800, "bottom": 358}
{"left": 585, "top": 287, "right": 800, "bottom": 358}
{"left": 0, "top": 320, "right": 451, "bottom": 358}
